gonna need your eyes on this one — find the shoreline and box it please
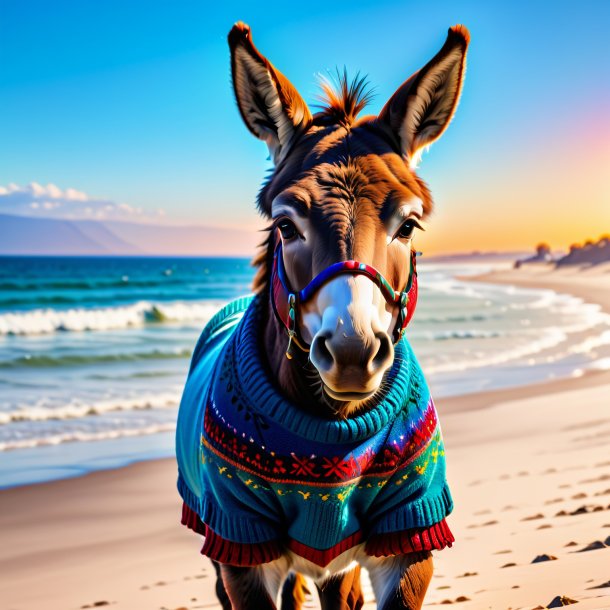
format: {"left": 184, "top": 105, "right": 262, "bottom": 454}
{"left": 1, "top": 264, "right": 609, "bottom": 609}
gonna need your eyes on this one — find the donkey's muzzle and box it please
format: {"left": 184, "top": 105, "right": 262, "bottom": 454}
{"left": 310, "top": 328, "right": 394, "bottom": 398}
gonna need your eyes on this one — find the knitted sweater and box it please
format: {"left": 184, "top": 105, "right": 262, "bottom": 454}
{"left": 175, "top": 295, "right": 454, "bottom": 567}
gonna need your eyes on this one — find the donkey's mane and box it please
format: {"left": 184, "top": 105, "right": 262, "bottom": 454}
{"left": 314, "top": 70, "right": 375, "bottom": 128}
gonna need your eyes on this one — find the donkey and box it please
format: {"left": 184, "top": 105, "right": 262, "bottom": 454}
{"left": 176, "top": 22, "right": 469, "bottom": 610}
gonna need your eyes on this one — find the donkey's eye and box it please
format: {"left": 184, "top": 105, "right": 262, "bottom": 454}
{"left": 278, "top": 219, "right": 298, "bottom": 240}
{"left": 396, "top": 219, "right": 421, "bottom": 240}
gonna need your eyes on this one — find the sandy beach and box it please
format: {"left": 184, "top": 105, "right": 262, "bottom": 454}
{"left": 1, "top": 264, "right": 609, "bottom": 610}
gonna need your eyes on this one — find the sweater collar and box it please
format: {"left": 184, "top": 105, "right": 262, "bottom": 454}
{"left": 227, "top": 296, "right": 416, "bottom": 445}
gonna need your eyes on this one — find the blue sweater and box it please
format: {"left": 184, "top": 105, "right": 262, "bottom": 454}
{"left": 176, "top": 296, "right": 454, "bottom": 567}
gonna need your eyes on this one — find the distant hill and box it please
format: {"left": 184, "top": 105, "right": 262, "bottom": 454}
{"left": 0, "top": 214, "right": 262, "bottom": 256}
{"left": 556, "top": 236, "right": 610, "bottom": 266}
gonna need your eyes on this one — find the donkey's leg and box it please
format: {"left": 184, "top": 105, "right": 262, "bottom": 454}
{"left": 366, "top": 552, "right": 433, "bottom": 610}
{"left": 280, "top": 573, "right": 310, "bottom": 610}
{"left": 221, "top": 558, "right": 290, "bottom": 610}
{"left": 316, "top": 565, "right": 364, "bottom": 610}
{"left": 220, "top": 565, "right": 277, "bottom": 610}
{"left": 211, "top": 560, "right": 232, "bottom": 610}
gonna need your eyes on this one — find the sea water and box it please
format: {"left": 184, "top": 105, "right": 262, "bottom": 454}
{"left": 1, "top": 256, "right": 609, "bottom": 487}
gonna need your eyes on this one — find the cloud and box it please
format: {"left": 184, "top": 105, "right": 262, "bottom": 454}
{"left": 0, "top": 182, "right": 166, "bottom": 223}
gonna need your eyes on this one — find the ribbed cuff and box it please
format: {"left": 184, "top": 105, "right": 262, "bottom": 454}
{"left": 365, "top": 519, "right": 454, "bottom": 557}
{"left": 181, "top": 501, "right": 282, "bottom": 566}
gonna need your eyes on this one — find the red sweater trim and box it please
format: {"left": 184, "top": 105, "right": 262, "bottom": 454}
{"left": 287, "top": 530, "right": 364, "bottom": 567}
{"left": 181, "top": 502, "right": 454, "bottom": 567}
{"left": 365, "top": 519, "right": 454, "bottom": 557}
{"left": 181, "top": 502, "right": 282, "bottom": 566}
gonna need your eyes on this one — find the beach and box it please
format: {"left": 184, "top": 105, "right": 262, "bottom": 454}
{"left": 1, "top": 263, "right": 609, "bottom": 610}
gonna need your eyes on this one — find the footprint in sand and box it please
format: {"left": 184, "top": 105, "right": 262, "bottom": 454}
{"left": 594, "top": 488, "right": 610, "bottom": 496}
{"left": 473, "top": 509, "right": 491, "bottom": 515}
{"left": 531, "top": 554, "right": 557, "bottom": 563}
{"left": 543, "top": 468, "right": 558, "bottom": 474}
{"left": 545, "top": 497, "right": 564, "bottom": 505}
{"left": 559, "top": 484, "right": 572, "bottom": 489}
{"left": 81, "top": 603, "right": 111, "bottom": 608}
{"left": 493, "top": 549, "right": 512, "bottom": 554}
{"left": 571, "top": 492, "right": 587, "bottom": 499}
{"left": 575, "top": 540, "right": 607, "bottom": 552}
{"left": 564, "top": 541, "right": 578, "bottom": 547}
{"left": 521, "top": 513, "right": 545, "bottom": 521}
{"left": 537, "top": 524, "right": 552, "bottom": 529}
{"left": 456, "top": 571, "right": 478, "bottom": 578}
{"left": 501, "top": 562, "right": 517, "bottom": 568}
{"left": 467, "top": 520, "right": 498, "bottom": 528}
{"left": 580, "top": 473, "right": 610, "bottom": 484}
{"left": 502, "top": 505, "right": 517, "bottom": 511}
{"left": 440, "top": 597, "right": 470, "bottom": 605}
{"left": 556, "top": 504, "right": 606, "bottom": 517}
{"left": 587, "top": 579, "right": 610, "bottom": 589}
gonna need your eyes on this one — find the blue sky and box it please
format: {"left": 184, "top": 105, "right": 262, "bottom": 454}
{"left": 1, "top": 0, "right": 608, "bottom": 252}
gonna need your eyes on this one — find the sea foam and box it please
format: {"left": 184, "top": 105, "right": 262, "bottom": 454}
{"left": 0, "top": 391, "right": 181, "bottom": 425}
{"left": 0, "top": 300, "right": 222, "bottom": 335}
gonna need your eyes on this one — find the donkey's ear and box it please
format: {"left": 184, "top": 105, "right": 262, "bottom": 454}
{"left": 228, "top": 23, "right": 312, "bottom": 165}
{"left": 378, "top": 25, "right": 469, "bottom": 164}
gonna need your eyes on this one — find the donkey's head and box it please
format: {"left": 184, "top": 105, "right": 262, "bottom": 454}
{"left": 229, "top": 23, "right": 469, "bottom": 402}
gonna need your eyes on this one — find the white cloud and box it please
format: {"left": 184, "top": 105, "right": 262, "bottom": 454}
{"left": 0, "top": 182, "right": 167, "bottom": 223}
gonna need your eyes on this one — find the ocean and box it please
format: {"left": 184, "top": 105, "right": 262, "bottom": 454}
{"left": 1, "top": 255, "right": 609, "bottom": 488}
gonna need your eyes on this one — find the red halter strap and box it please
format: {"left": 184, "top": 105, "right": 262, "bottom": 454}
{"left": 271, "top": 237, "right": 419, "bottom": 359}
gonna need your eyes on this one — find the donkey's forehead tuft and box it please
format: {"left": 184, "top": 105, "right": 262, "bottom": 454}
{"left": 313, "top": 70, "right": 375, "bottom": 129}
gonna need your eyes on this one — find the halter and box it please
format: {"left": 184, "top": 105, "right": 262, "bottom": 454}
{"left": 271, "top": 236, "right": 419, "bottom": 359}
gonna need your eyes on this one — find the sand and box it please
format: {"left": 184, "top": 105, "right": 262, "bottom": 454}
{"left": 1, "top": 264, "right": 609, "bottom": 610}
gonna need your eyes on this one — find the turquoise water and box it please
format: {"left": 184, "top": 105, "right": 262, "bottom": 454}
{"left": 1, "top": 256, "right": 608, "bottom": 488}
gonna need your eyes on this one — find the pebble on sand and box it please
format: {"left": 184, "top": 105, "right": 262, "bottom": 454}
{"left": 546, "top": 595, "right": 579, "bottom": 607}
{"left": 576, "top": 540, "right": 607, "bottom": 552}
{"left": 531, "top": 554, "right": 558, "bottom": 563}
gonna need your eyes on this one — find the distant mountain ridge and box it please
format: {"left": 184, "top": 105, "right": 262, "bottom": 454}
{"left": 0, "top": 214, "right": 261, "bottom": 256}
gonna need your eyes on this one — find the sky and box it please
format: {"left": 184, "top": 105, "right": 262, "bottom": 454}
{"left": 1, "top": 0, "right": 608, "bottom": 254}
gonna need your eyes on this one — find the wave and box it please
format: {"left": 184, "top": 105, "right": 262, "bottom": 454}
{"left": 424, "top": 328, "right": 569, "bottom": 374}
{"left": 417, "top": 313, "right": 493, "bottom": 324}
{"left": 0, "top": 392, "right": 180, "bottom": 425}
{"left": 0, "top": 300, "right": 223, "bottom": 335}
{"left": 0, "top": 348, "right": 192, "bottom": 368}
{"left": 429, "top": 329, "right": 502, "bottom": 341}
{"left": 0, "top": 278, "right": 187, "bottom": 291}
{"left": 0, "top": 422, "right": 176, "bottom": 451}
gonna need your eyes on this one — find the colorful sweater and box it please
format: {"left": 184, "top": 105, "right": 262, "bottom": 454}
{"left": 175, "top": 295, "right": 454, "bottom": 567}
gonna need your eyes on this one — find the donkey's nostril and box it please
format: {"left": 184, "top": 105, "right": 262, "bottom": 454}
{"left": 310, "top": 333, "right": 333, "bottom": 373}
{"left": 371, "top": 332, "right": 393, "bottom": 372}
